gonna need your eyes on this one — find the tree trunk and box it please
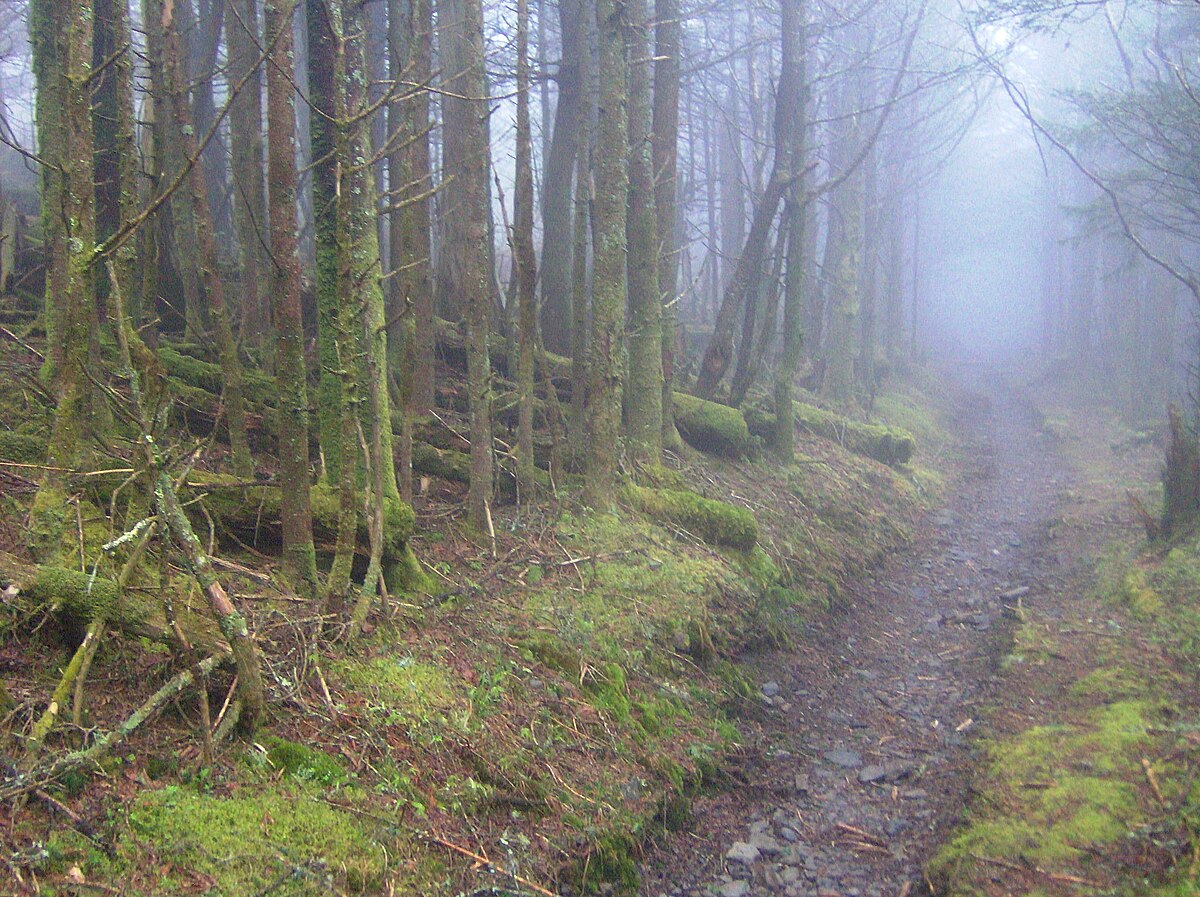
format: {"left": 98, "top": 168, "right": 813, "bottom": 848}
{"left": 771, "top": 0, "right": 808, "bottom": 459}
{"left": 226, "top": 0, "right": 270, "bottom": 345}
{"left": 265, "top": 0, "right": 319, "bottom": 601}
{"left": 652, "top": 0, "right": 682, "bottom": 450}
{"left": 625, "top": 0, "right": 663, "bottom": 464}
{"left": 160, "top": 0, "right": 254, "bottom": 477}
{"left": 693, "top": 176, "right": 786, "bottom": 399}
{"left": 27, "top": 0, "right": 98, "bottom": 561}
{"left": 585, "top": 0, "right": 630, "bottom": 507}
{"left": 388, "top": 0, "right": 435, "bottom": 418}
{"left": 441, "top": 0, "right": 495, "bottom": 530}
{"left": 539, "top": 0, "right": 588, "bottom": 354}
{"left": 859, "top": 147, "right": 879, "bottom": 396}
{"left": 515, "top": 0, "right": 539, "bottom": 494}
{"left": 306, "top": 0, "right": 343, "bottom": 480}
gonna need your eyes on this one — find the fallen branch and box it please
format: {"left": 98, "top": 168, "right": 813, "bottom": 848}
{"left": 969, "top": 853, "right": 1103, "bottom": 888}
{"left": 420, "top": 831, "right": 559, "bottom": 897}
{"left": 1, "top": 654, "right": 228, "bottom": 801}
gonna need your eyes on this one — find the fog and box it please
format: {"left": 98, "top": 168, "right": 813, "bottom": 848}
{"left": 0, "top": 0, "right": 1195, "bottom": 420}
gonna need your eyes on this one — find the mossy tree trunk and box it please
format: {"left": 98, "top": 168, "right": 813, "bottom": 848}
{"left": 441, "top": 0, "right": 495, "bottom": 531}
{"left": 29, "top": 0, "right": 66, "bottom": 381}
{"left": 28, "top": 0, "right": 98, "bottom": 561}
{"left": 569, "top": 113, "right": 592, "bottom": 463}
{"left": 159, "top": 0, "right": 254, "bottom": 478}
{"left": 515, "top": 0, "right": 539, "bottom": 495}
{"left": 585, "top": 0, "right": 631, "bottom": 508}
{"left": 539, "top": 0, "right": 588, "bottom": 355}
{"left": 859, "top": 145, "right": 879, "bottom": 396}
{"left": 265, "top": 0, "right": 319, "bottom": 601}
{"left": 225, "top": 0, "right": 270, "bottom": 346}
{"left": 624, "top": 0, "right": 663, "bottom": 465}
{"left": 336, "top": 0, "right": 400, "bottom": 504}
{"left": 652, "top": 0, "right": 682, "bottom": 451}
{"left": 770, "top": 0, "right": 808, "bottom": 458}
{"left": 388, "top": 0, "right": 435, "bottom": 503}
{"left": 307, "top": 0, "right": 343, "bottom": 482}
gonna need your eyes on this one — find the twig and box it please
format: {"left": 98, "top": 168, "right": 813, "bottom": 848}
{"left": 1142, "top": 757, "right": 1167, "bottom": 807}
{"left": 1, "top": 655, "right": 228, "bottom": 801}
{"left": 969, "top": 853, "right": 1103, "bottom": 888}
{"left": 421, "top": 832, "right": 560, "bottom": 897}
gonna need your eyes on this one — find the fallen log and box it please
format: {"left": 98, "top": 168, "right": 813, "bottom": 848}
{"left": 745, "top": 402, "right": 916, "bottom": 467}
{"left": 671, "top": 392, "right": 754, "bottom": 459}
{"left": 0, "top": 550, "right": 229, "bottom": 656}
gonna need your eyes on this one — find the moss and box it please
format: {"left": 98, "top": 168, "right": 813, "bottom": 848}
{"left": 157, "top": 345, "right": 275, "bottom": 406}
{"left": 517, "top": 631, "right": 583, "bottom": 679}
{"left": 411, "top": 440, "right": 470, "bottom": 483}
{"left": 576, "top": 830, "right": 641, "bottom": 894}
{"left": 193, "top": 476, "right": 415, "bottom": 565}
{"left": 264, "top": 736, "right": 351, "bottom": 786}
{"left": 1069, "top": 666, "right": 1146, "bottom": 702}
{"left": 622, "top": 484, "right": 758, "bottom": 551}
{"left": 330, "top": 655, "right": 463, "bottom": 731}
{"left": 671, "top": 392, "right": 753, "bottom": 458}
{"left": 123, "top": 785, "right": 395, "bottom": 893}
{"left": 931, "top": 699, "right": 1161, "bottom": 893}
{"left": 792, "top": 402, "right": 916, "bottom": 467}
{"left": 587, "top": 662, "right": 632, "bottom": 723}
{"left": 0, "top": 431, "right": 46, "bottom": 464}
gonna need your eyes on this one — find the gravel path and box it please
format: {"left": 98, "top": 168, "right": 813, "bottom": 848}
{"left": 639, "top": 375, "right": 1076, "bottom": 897}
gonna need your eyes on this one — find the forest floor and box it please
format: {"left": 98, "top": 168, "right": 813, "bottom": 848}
{"left": 3, "top": 335, "right": 1197, "bottom": 897}
{"left": 638, "top": 370, "right": 1200, "bottom": 897}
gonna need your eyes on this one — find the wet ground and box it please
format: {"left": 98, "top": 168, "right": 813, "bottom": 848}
{"left": 639, "top": 372, "right": 1083, "bottom": 897}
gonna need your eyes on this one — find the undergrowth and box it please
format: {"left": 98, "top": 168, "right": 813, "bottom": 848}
{"left": 0, "top": 355, "right": 953, "bottom": 895}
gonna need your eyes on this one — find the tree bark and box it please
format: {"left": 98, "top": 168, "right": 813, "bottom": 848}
{"left": 515, "top": 0, "right": 540, "bottom": 494}
{"left": 585, "top": 0, "right": 630, "bottom": 508}
{"left": 625, "top": 0, "right": 662, "bottom": 464}
{"left": 539, "top": 0, "right": 588, "bottom": 354}
{"left": 27, "top": 0, "right": 98, "bottom": 561}
{"left": 388, "top": 0, "right": 435, "bottom": 421}
{"left": 440, "top": 0, "right": 495, "bottom": 530}
{"left": 160, "top": 0, "right": 254, "bottom": 477}
{"left": 265, "top": 0, "right": 319, "bottom": 600}
{"left": 306, "top": 0, "right": 343, "bottom": 480}
{"left": 226, "top": 0, "right": 270, "bottom": 344}
{"left": 652, "top": 0, "right": 682, "bottom": 449}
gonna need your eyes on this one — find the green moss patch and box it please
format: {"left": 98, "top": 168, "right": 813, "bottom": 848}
{"left": 792, "top": 403, "right": 916, "bottom": 467}
{"left": 263, "top": 737, "right": 351, "bottom": 786}
{"left": 622, "top": 484, "right": 758, "bottom": 551}
{"left": 931, "top": 701, "right": 1158, "bottom": 888}
{"left": 122, "top": 786, "right": 397, "bottom": 894}
{"left": 672, "top": 392, "right": 753, "bottom": 458}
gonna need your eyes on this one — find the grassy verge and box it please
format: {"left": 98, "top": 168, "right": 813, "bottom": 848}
{"left": 929, "top": 388, "right": 1200, "bottom": 897}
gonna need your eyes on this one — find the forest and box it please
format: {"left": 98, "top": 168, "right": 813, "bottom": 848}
{"left": 1, "top": 0, "right": 1200, "bottom": 892}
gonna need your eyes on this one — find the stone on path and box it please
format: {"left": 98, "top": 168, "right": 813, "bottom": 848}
{"left": 858, "top": 764, "right": 886, "bottom": 784}
{"left": 823, "top": 748, "right": 863, "bottom": 769}
{"left": 725, "top": 842, "right": 760, "bottom": 865}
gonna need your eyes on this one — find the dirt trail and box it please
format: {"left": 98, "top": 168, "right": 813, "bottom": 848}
{"left": 639, "top": 372, "right": 1082, "bottom": 897}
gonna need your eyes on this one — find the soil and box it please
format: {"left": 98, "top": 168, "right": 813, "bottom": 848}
{"left": 637, "top": 369, "right": 1145, "bottom": 897}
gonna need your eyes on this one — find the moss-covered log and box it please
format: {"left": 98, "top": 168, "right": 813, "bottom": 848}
{"left": 0, "top": 550, "right": 228, "bottom": 655}
{"left": 746, "top": 402, "right": 915, "bottom": 467}
{"left": 158, "top": 346, "right": 277, "bottom": 407}
{"left": 671, "top": 392, "right": 753, "bottom": 459}
{"left": 194, "top": 478, "right": 413, "bottom": 563}
{"left": 623, "top": 484, "right": 757, "bottom": 551}
{"left": 411, "top": 441, "right": 471, "bottom": 483}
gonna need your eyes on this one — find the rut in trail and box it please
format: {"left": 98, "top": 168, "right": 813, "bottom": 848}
{"left": 639, "top": 374, "right": 1074, "bottom": 897}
